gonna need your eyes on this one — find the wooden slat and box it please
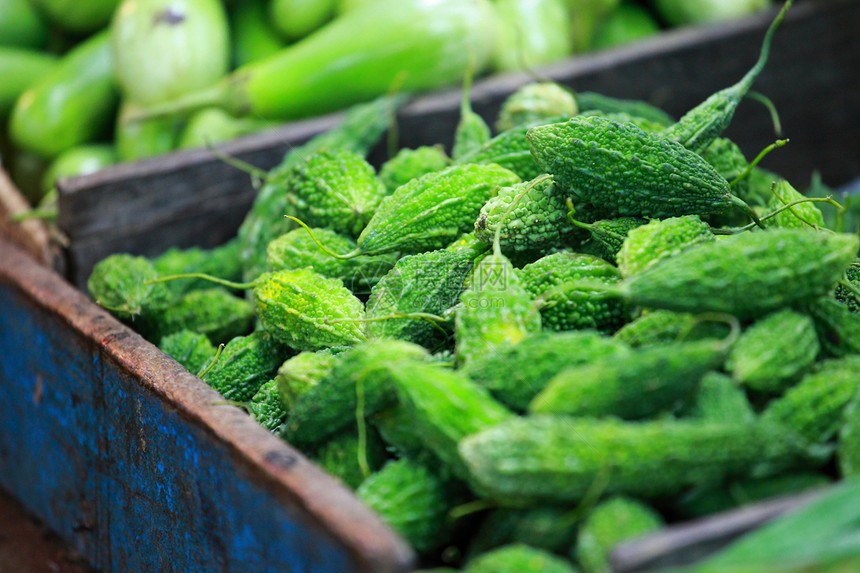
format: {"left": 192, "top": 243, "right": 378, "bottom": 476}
{"left": 0, "top": 236, "right": 415, "bottom": 573}
{"left": 57, "top": 0, "right": 860, "bottom": 287}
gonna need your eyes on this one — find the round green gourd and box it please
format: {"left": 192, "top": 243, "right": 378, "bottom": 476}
{"left": 275, "top": 350, "right": 339, "bottom": 412}
{"left": 158, "top": 329, "right": 215, "bottom": 374}
{"left": 201, "top": 331, "right": 287, "bottom": 402}
{"left": 378, "top": 145, "right": 450, "bottom": 193}
{"left": 455, "top": 119, "right": 564, "bottom": 181}
{"left": 87, "top": 253, "right": 172, "bottom": 318}
{"left": 465, "top": 543, "right": 578, "bottom": 573}
{"left": 575, "top": 497, "right": 663, "bottom": 573}
{"left": 313, "top": 430, "right": 387, "bottom": 490}
{"left": 141, "top": 287, "right": 255, "bottom": 345}
{"left": 569, "top": 216, "right": 648, "bottom": 264}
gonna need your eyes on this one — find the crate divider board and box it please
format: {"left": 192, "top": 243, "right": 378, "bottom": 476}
{"left": 56, "top": 0, "right": 860, "bottom": 288}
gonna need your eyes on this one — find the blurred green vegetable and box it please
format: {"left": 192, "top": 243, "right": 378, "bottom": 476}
{"left": 493, "top": 0, "right": 572, "bottom": 72}
{"left": 9, "top": 30, "right": 118, "bottom": 158}
{"left": 230, "top": 0, "right": 285, "bottom": 67}
{"left": 652, "top": 0, "right": 770, "bottom": 27}
{"left": 111, "top": 0, "right": 230, "bottom": 105}
{"left": 0, "top": 0, "right": 49, "bottom": 49}
{"left": 29, "top": 0, "right": 121, "bottom": 34}
{"left": 592, "top": 1, "right": 660, "bottom": 50}
{"left": 177, "top": 108, "right": 270, "bottom": 149}
{"left": 270, "top": 0, "right": 337, "bottom": 41}
{"left": 116, "top": 100, "right": 184, "bottom": 161}
{"left": 0, "top": 47, "right": 56, "bottom": 118}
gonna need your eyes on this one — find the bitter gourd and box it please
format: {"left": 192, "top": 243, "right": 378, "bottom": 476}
{"left": 726, "top": 309, "right": 819, "bottom": 393}
{"left": 618, "top": 229, "right": 859, "bottom": 320}
{"left": 378, "top": 145, "right": 450, "bottom": 194}
{"left": 808, "top": 298, "right": 860, "bottom": 357}
{"left": 833, "top": 260, "right": 860, "bottom": 313}
{"left": 761, "top": 355, "right": 860, "bottom": 445}
{"left": 474, "top": 176, "right": 588, "bottom": 253}
{"left": 141, "top": 287, "right": 255, "bottom": 345}
{"left": 612, "top": 310, "right": 729, "bottom": 348}
{"left": 467, "top": 507, "right": 579, "bottom": 558}
{"left": 391, "top": 362, "right": 514, "bottom": 477}
{"left": 201, "top": 331, "right": 287, "bottom": 401}
{"left": 455, "top": 118, "right": 566, "bottom": 181}
{"left": 248, "top": 378, "right": 289, "bottom": 432}
{"left": 528, "top": 116, "right": 748, "bottom": 220}
{"left": 462, "top": 330, "right": 631, "bottom": 411}
{"left": 284, "top": 340, "right": 427, "bottom": 446}
{"left": 356, "top": 458, "right": 456, "bottom": 554}
{"left": 88, "top": 254, "right": 172, "bottom": 318}
{"left": 700, "top": 137, "right": 750, "bottom": 199}
{"left": 153, "top": 240, "right": 243, "bottom": 298}
{"left": 495, "top": 82, "right": 578, "bottom": 132}
{"left": 275, "top": 350, "right": 339, "bottom": 412}
{"left": 452, "top": 74, "right": 492, "bottom": 160}
{"left": 518, "top": 251, "right": 629, "bottom": 333}
{"left": 464, "top": 544, "right": 578, "bottom": 573}
{"left": 236, "top": 94, "right": 403, "bottom": 280}
{"left": 283, "top": 149, "right": 386, "bottom": 238}
{"left": 266, "top": 227, "right": 396, "bottom": 294}
{"left": 313, "top": 430, "right": 387, "bottom": 489}
{"left": 765, "top": 179, "right": 826, "bottom": 230}
{"left": 253, "top": 269, "right": 366, "bottom": 351}
{"left": 454, "top": 249, "right": 542, "bottom": 365}
{"left": 353, "top": 163, "right": 520, "bottom": 256}
{"left": 364, "top": 248, "right": 476, "bottom": 347}
{"left": 530, "top": 338, "right": 727, "bottom": 419}
{"left": 616, "top": 215, "right": 714, "bottom": 277}
{"left": 662, "top": 1, "right": 792, "bottom": 153}
{"left": 688, "top": 372, "right": 755, "bottom": 425}
{"left": 574, "top": 91, "right": 674, "bottom": 127}
{"left": 575, "top": 497, "right": 663, "bottom": 573}
{"left": 158, "top": 329, "right": 215, "bottom": 375}
{"left": 459, "top": 416, "right": 797, "bottom": 505}
{"left": 571, "top": 216, "right": 648, "bottom": 263}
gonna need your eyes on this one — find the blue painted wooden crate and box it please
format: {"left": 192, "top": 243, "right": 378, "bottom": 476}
{"left": 0, "top": 237, "right": 414, "bottom": 572}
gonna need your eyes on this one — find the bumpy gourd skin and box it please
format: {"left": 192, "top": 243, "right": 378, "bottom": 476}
{"left": 248, "top": 378, "right": 289, "bottom": 432}
{"left": 833, "top": 260, "right": 860, "bottom": 313}
{"left": 688, "top": 372, "right": 756, "bottom": 425}
{"left": 356, "top": 458, "right": 455, "bottom": 554}
{"left": 201, "top": 331, "right": 287, "bottom": 402}
{"left": 575, "top": 497, "right": 663, "bottom": 573}
{"left": 765, "top": 179, "right": 826, "bottom": 230}
{"left": 142, "top": 288, "right": 255, "bottom": 345}
{"left": 462, "top": 330, "right": 630, "bottom": 412}
{"left": 528, "top": 116, "right": 736, "bottom": 218}
{"left": 284, "top": 340, "right": 428, "bottom": 446}
{"left": 761, "top": 355, "right": 860, "bottom": 445}
{"left": 454, "top": 251, "right": 542, "bottom": 366}
{"left": 612, "top": 310, "right": 730, "bottom": 348}
{"left": 518, "top": 251, "right": 628, "bottom": 334}
{"left": 624, "top": 229, "right": 860, "bottom": 320}
{"left": 391, "top": 362, "right": 514, "bottom": 477}
{"left": 452, "top": 101, "right": 492, "bottom": 161}
{"left": 314, "top": 431, "right": 387, "bottom": 490}
{"left": 495, "top": 82, "right": 578, "bottom": 132}
{"left": 266, "top": 227, "right": 396, "bottom": 294}
{"left": 808, "top": 298, "right": 860, "bottom": 357}
{"left": 616, "top": 215, "right": 713, "bottom": 277}
{"left": 459, "top": 416, "right": 796, "bottom": 506}
{"left": 726, "top": 309, "right": 819, "bottom": 393}
{"left": 357, "top": 163, "right": 520, "bottom": 256}
{"left": 88, "top": 254, "right": 172, "bottom": 318}
{"left": 455, "top": 118, "right": 566, "bottom": 181}
{"left": 839, "top": 394, "right": 860, "bottom": 477}
{"left": 576, "top": 217, "right": 648, "bottom": 262}
{"left": 700, "top": 137, "right": 750, "bottom": 198}
{"left": 378, "top": 145, "right": 450, "bottom": 193}
{"left": 474, "top": 176, "right": 587, "bottom": 253}
{"left": 253, "top": 269, "right": 366, "bottom": 351}
{"left": 365, "top": 249, "right": 476, "bottom": 347}
{"left": 530, "top": 339, "right": 726, "bottom": 419}
{"left": 465, "top": 544, "right": 577, "bottom": 573}
{"left": 158, "top": 329, "right": 215, "bottom": 374}
{"left": 466, "top": 507, "right": 579, "bottom": 559}
{"left": 284, "top": 149, "right": 386, "bottom": 238}
{"left": 578, "top": 109, "right": 666, "bottom": 133}
{"left": 275, "top": 350, "right": 339, "bottom": 412}
{"left": 153, "top": 240, "right": 244, "bottom": 298}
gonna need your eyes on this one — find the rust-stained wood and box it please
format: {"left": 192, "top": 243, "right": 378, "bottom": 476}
{"left": 610, "top": 488, "right": 826, "bottom": 572}
{"left": 57, "top": 0, "right": 860, "bottom": 287}
{"left": 0, "top": 167, "right": 64, "bottom": 272}
{"left": 0, "top": 236, "right": 415, "bottom": 573}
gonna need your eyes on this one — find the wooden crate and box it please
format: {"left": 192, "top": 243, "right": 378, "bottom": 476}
{"left": 0, "top": 1, "right": 858, "bottom": 571}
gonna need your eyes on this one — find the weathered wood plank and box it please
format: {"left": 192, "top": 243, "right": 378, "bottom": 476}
{"left": 57, "top": 0, "right": 860, "bottom": 287}
{"left": 0, "top": 166, "right": 64, "bottom": 272}
{"left": 0, "top": 237, "right": 415, "bottom": 573}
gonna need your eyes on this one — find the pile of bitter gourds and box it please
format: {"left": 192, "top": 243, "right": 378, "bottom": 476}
{"left": 88, "top": 2, "right": 860, "bottom": 570}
